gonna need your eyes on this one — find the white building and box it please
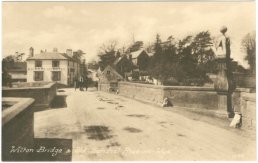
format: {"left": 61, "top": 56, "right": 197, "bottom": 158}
{"left": 26, "top": 50, "right": 81, "bottom": 86}
{"left": 87, "top": 69, "right": 98, "bottom": 81}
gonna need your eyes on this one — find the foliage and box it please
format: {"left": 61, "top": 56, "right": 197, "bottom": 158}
{"left": 127, "top": 41, "right": 144, "bottom": 52}
{"left": 2, "top": 55, "right": 15, "bottom": 63}
{"left": 96, "top": 31, "right": 217, "bottom": 86}
{"left": 73, "top": 49, "right": 85, "bottom": 62}
{"left": 148, "top": 31, "right": 215, "bottom": 86}
{"left": 98, "top": 51, "right": 116, "bottom": 71}
{"left": 81, "top": 59, "right": 88, "bottom": 78}
{"left": 242, "top": 31, "right": 256, "bottom": 74}
{"left": 88, "top": 60, "right": 99, "bottom": 70}
{"left": 2, "top": 68, "right": 11, "bottom": 86}
{"left": 98, "top": 40, "right": 118, "bottom": 71}
{"left": 2, "top": 55, "right": 14, "bottom": 86}
{"left": 192, "top": 31, "right": 214, "bottom": 64}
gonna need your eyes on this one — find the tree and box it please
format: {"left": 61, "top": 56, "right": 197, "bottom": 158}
{"left": 149, "top": 34, "right": 178, "bottom": 83}
{"left": 188, "top": 31, "right": 216, "bottom": 85}
{"left": 99, "top": 40, "right": 118, "bottom": 54}
{"left": 176, "top": 35, "right": 210, "bottom": 85}
{"left": 177, "top": 35, "right": 197, "bottom": 81}
{"left": 148, "top": 32, "right": 216, "bottom": 86}
{"left": 127, "top": 41, "right": 144, "bottom": 52}
{"left": 2, "top": 55, "right": 15, "bottom": 63}
{"left": 148, "top": 34, "right": 163, "bottom": 80}
{"left": 98, "top": 40, "right": 118, "bottom": 71}
{"left": 191, "top": 31, "right": 215, "bottom": 65}
{"left": 88, "top": 60, "right": 99, "bottom": 70}
{"left": 81, "top": 59, "right": 88, "bottom": 78}
{"left": 2, "top": 55, "right": 14, "bottom": 86}
{"left": 73, "top": 49, "right": 85, "bottom": 62}
{"left": 242, "top": 31, "right": 256, "bottom": 74}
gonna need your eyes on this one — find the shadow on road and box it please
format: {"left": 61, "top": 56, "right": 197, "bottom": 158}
{"left": 84, "top": 125, "right": 114, "bottom": 141}
{"left": 50, "top": 95, "right": 67, "bottom": 108}
{"left": 127, "top": 114, "right": 149, "bottom": 119}
{"left": 124, "top": 127, "right": 142, "bottom": 133}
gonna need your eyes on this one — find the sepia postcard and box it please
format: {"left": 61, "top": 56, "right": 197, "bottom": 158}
{"left": 1, "top": 0, "right": 256, "bottom": 161}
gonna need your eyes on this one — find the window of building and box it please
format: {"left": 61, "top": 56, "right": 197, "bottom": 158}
{"left": 52, "top": 61, "right": 60, "bottom": 68}
{"left": 34, "top": 71, "right": 43, "bottom": 81}
{"left": 52, "top": 71, "right": 61, "bottom": 81}
{"left": 107, "top": 70, "right": 111, "bottom": 75}
{"left": 35, "top": 60, "right": 42, "bottom": 67}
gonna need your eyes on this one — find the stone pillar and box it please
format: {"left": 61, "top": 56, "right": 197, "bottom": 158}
{"left": 214, "top": 58, "right": 230, "bottom": 113}
{"left": 214, "top": 58, "right": 229, "bottom": 91}
{"left": 214, "top": 26, "right": 235, "bottom": 118}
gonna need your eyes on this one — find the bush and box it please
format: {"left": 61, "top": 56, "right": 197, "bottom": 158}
{"left": 163, "top": 77, "right": 180, "bottom": 86}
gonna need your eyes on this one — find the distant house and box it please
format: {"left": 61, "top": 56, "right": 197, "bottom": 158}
{"left": 98, "top": 65, "right": 123, "bottom": 92}
{"left": 3, "top": 62, "right": 27, "bottom": 82}
{"left": 87, "top": 69, "right": 98, "bottom": 81}
{"left": 112, "top": 55, "right": 134, "bottom": 78}
{"left": 26, "top": 49, "right": 81, "bottom": 86}
{"left": 128, "top": 49, "right": 150, "bottom": 71}
{"left": 98, "top": 65, "right": 123, "bottom": 83}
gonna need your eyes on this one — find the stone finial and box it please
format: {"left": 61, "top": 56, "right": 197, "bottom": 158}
{"left": 220, "top": 26, "right": 227, "bottom": 34}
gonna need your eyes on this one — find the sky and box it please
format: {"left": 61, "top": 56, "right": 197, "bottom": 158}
{"left": 2, "top": 2, "right": 256, "bottom": 67}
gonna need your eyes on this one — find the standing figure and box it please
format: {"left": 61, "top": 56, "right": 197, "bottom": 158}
{"left": 84, "top": 76, "right": 88, "bottom": 91}
{"left": 214, "top": 26, "right": 236, "bottom": 118}
{"left": 95, "top": 81, "right": 98, "bottom": 91}
{"left": 74, "top": 76, "right": 78, "bottom": 91}
{"left": 79, "top": 76, "right": 84, "bottom": 91}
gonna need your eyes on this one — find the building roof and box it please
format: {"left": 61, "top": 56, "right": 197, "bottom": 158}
{"left": 113, "top": 55, "right": 131, "bottom": 66}
{"left": 101, "top": 65, "right": 123, "bottom": 79}
{"left": 113, "top": 56, "right": 123, "bottom": 65}
{"left": 27, "top": 52, "right": 67, "bottom": 60}
{"left": 27, "top": 52, "right": 80, "bottom": 63}
{"left": 148, "top": 52, "right": 154, "bottom": 57}
{"left": 130, "top": 49, "right": 151, "bottom": 59}
{"left": 87, "top": 69, "right": 97, "bottom": 73}
{"left": 61, "top": 53, "right": 80, "bottom": 63}
{"left": 3, "top": 62, "right": 27, "bottom": 72}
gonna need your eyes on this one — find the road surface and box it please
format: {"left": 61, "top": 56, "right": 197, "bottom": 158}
{"left": 34, "top": 88, "right": 256, "bottom": 161}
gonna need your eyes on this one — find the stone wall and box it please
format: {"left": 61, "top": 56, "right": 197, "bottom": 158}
{"left": 118, "top": 82, "right": 218, "bottom": 109}
{"left": 3, "top": 82, "right": 57, "bottom": 107}
{"left": 234, "top": 73, "right": 256, "bottom": 89}
{"left": 117, "top": 82, "right": 252, "bottom": 117}
{"left": 2, "top": 98, "right": 35, "bottom": 161}
{"left": 118, "top": 82, "right": 164, "bottom": 105}
{"left": 98, "top": 82, "right": 119, "bottom": 93}
{"left": 163, "top": 86, "right": 219, "bottom": 110}
{"left": 241, "top": 93, "right": 256, "bottom": 131}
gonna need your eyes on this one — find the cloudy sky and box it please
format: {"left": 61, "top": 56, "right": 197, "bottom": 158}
{"left": 3, "top": 2, "right": 255, "bottom": 67}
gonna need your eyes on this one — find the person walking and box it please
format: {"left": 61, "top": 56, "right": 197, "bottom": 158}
{"left": 84, "top": 76, "right": 88, "bottom": 91}
{"left": 79, "top": 76, "right": 84, "bottom": 91}
{"left": 74, "top": 76, "right": 78, "bottom": 91}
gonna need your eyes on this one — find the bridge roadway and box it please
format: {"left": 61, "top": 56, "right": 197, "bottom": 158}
{"left": 34, "top": 88, "right": 256, "bottom": 161}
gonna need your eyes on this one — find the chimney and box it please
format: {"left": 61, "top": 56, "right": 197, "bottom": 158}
{"left": 29, "top": 47, "right": 34, "bottom": 57}
{"left": 66, "top": 49, "right": 73, "bottom": 57}
{"left": 53, "top": 48, "right": 58, "bottom": 53}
